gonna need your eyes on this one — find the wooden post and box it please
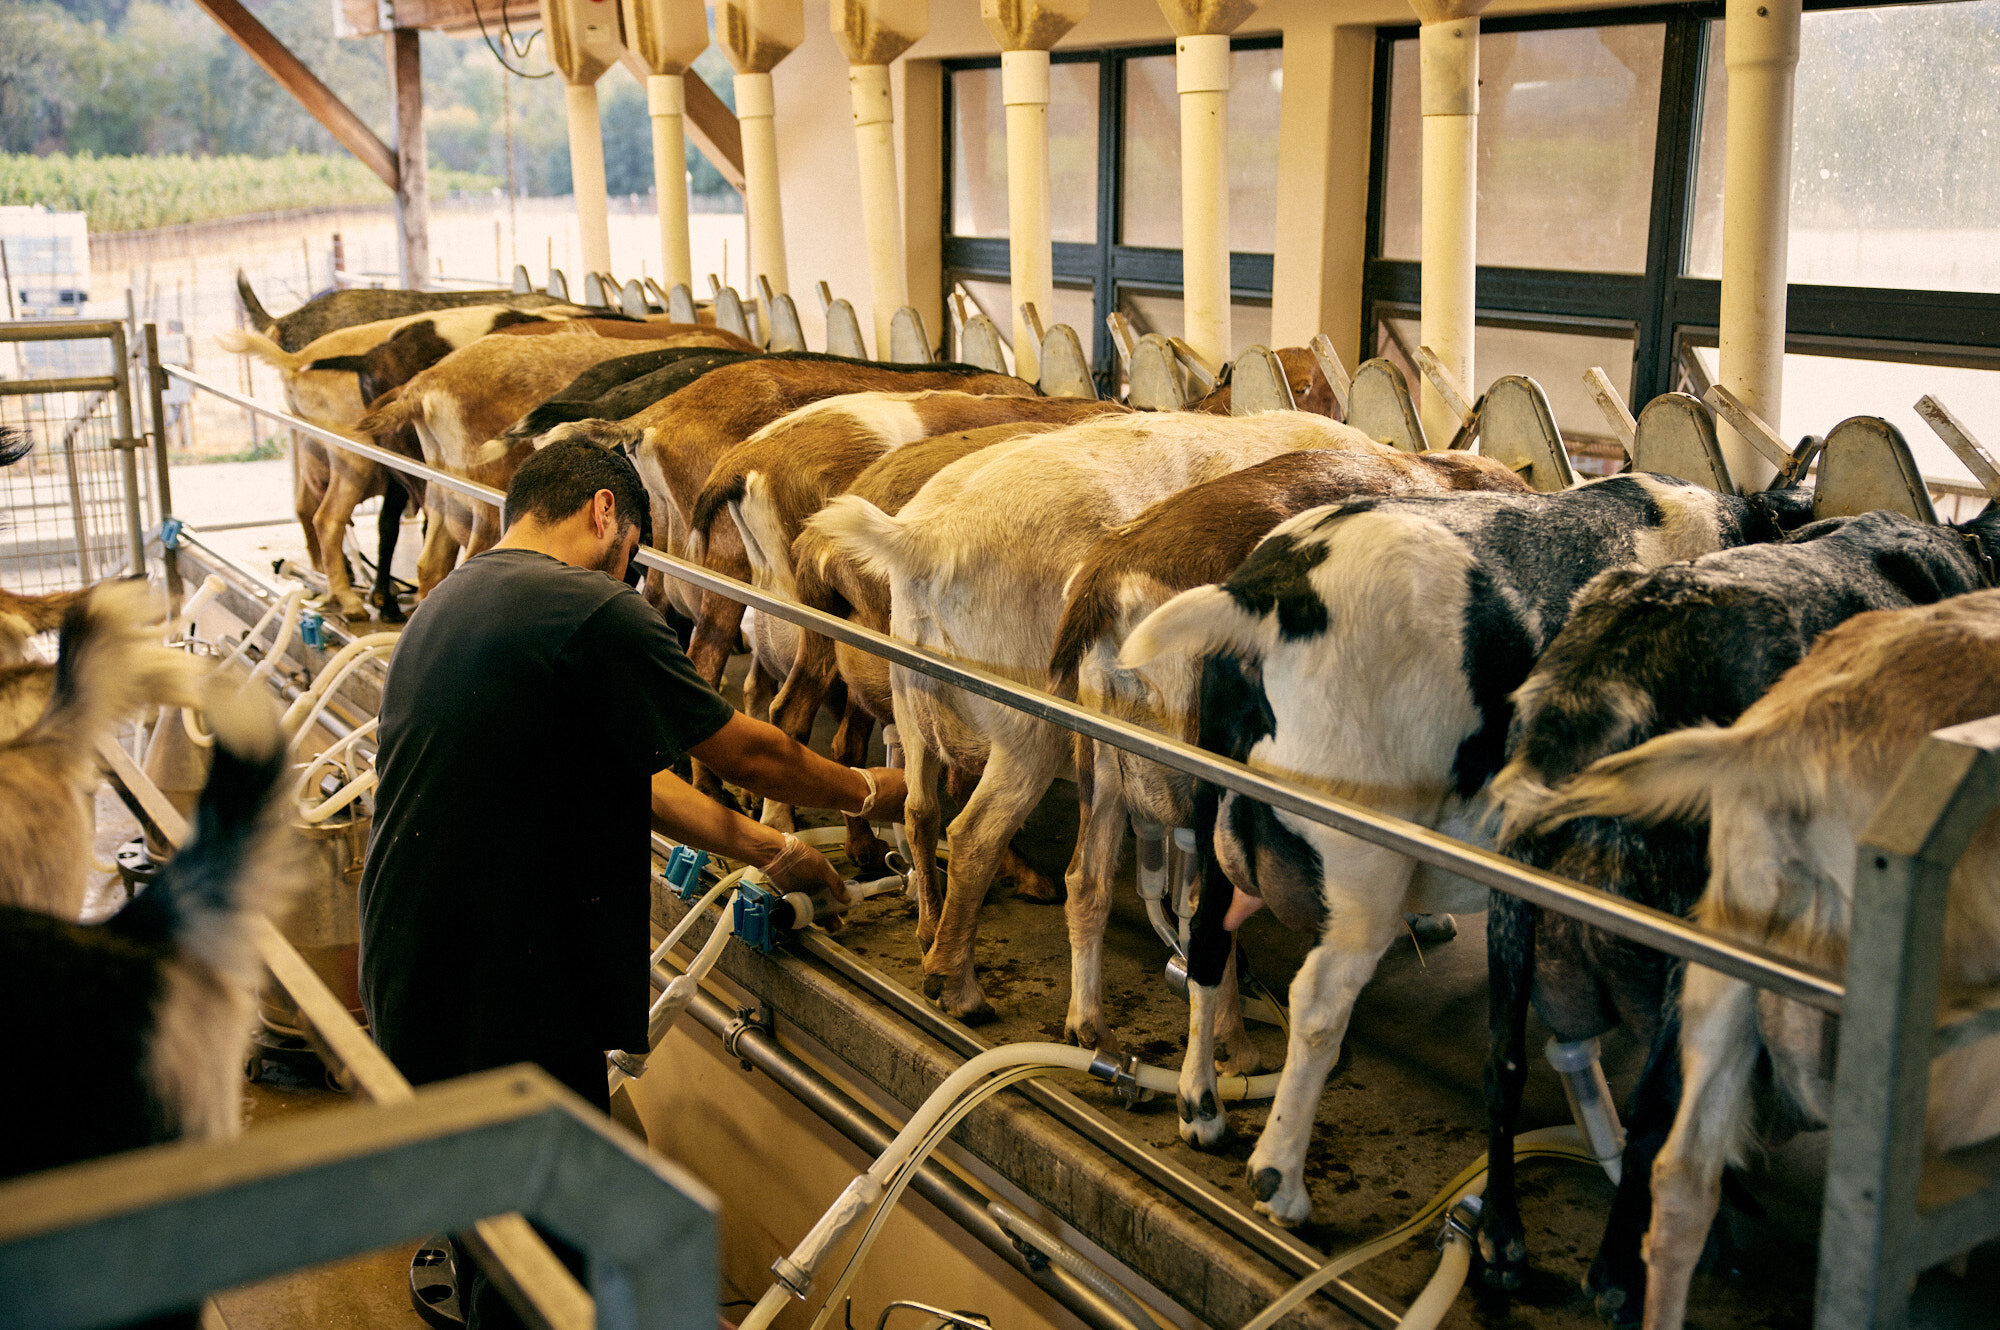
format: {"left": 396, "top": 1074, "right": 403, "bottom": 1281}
{"left": 386, "top": 28, "right": 429, "bottom": 290}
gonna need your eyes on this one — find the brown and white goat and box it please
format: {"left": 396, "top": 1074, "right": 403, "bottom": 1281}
{"left": 358, "top": 330, "right": 731, "bottom": 599}
{"left": 1188, "top": 347, "right": 1343, "bottom": 418}
{"left": 217, "top": 303, "right": 590, "bottom": 620}
{"left": 494, "top": 317, "right": 760, "bottom": 350}
{"left": 0, "top": 582, "right": 206, "bottom": 918}
{"left": 0, "top": 676, "right": 301, "bottom": 1183}
{"left": 810, "top": 410, "right": 1345, "bottom": 1020}
{"left": 236, "top": 270, "right": 561, "bottom": 352}
{"left": 790, "top": 423, "right": 1079, "bottom": 882}
{"left": 1526, "top": 590, "right": 2000, "bottom": 1330}
{"left": 1048, "top": 442, "right": 1531, "bottom": 1055}
{"left": 539, "top": 358, "right": 1035, "bottom": 699}
{"left": 697, "top": 391, "right": 1127, "bottom": 803}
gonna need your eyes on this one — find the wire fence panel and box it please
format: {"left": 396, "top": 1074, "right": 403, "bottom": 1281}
{"left": 0, "top": 322, "right": 149, "bottom": 595}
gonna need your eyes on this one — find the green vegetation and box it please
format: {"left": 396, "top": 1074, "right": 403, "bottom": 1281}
{"left": 0, "top": 152, "right": 495, "bottom": 232}
{"left": 175, "top": 434, "right": 289, "bottom": 465}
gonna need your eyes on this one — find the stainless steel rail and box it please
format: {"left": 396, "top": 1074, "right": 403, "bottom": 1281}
{"left": 165, "top": 361, "right": 1844, "bottom": 1012}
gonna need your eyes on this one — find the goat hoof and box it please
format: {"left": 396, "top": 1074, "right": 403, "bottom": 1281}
{"left": 922, "top": 973, "right": 946, "bottom": 1000}
{"left": 378, "top": 599, "right": 406, "bottom": 624}
{"left": 1178, "top": 1105, "right": 1227, "bottom": 1150}
{"left": 1249, "top": 1168, "right": 1283, "bottom": 1202}
{"left": 1584, "top": 1257, "right": 1642, "bottom": 1326}
{"left": 1405, "top": 912, "right": 1458, "bottom": 946}
{"left": 1478, "top": 1226, "right": 1528, "bottom": 1289}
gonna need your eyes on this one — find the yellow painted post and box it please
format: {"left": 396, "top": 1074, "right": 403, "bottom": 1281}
{"left": 979, "top": 0, "right": 1089, "bottom": 385}
{"left": 716, "top": 0, "right": 805, "bottom": 301}
{"left": 545, "top": 0, "right": 629, "bottom": 277}
{"left": 1409, "top": 0, "right": 1489, "bottom": 445}
{"left": 833, "top": 0, "right": 930, "bottom": 356}
{"left": 1152, "top": 0, "right": 1256, "bottom": 373}
{"left": 622, "top": 0, "right": 712, "bottom": 292}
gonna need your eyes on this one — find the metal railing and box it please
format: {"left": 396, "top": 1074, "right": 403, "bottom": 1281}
{"left": 158, "top": 347, "right": 2000, "bottom": 1328}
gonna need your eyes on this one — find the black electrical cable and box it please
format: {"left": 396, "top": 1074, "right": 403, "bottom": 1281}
{"left": 469, "top": 0, "right": 552, "bottom": 78}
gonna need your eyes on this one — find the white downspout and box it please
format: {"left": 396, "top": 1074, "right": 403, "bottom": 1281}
{"left": 852, "top": 64, "right": 910, "bottom": 355}
{"left": 1417, "top": 12, "right": 1480, "bottom": 445}
{"left": 564, "top": 81, "right": 615, "bottom": 276}
{"left": 648, "top": 73, "right": 695, "bottom": 291}
{"left": 1175, "top": 33, "right": 1232, "bottom": 370}
{"left": 1002, "top": 49, "right": 1056, "bottom": 384}
{"left": 1716, "top": 0, "right": 1801, "bottom": 486}
{"left": 736, "top": 70, "right": 791, "bottom": 299}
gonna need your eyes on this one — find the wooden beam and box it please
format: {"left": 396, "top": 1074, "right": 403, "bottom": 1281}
{"left": 621, "top": 52, "right": 745, "bottom": 192}
{"left": 387, "top": 28, "right": 431, "bottom": 287}
{"left": 189, "top": 0, "right": 399, "bottom": 190}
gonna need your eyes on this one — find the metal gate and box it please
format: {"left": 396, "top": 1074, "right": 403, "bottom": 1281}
{"left": 0, "top": 319, "right": 151, "bottom": 594}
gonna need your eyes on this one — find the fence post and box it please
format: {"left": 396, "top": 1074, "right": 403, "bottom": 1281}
{"left": 143, "top": 322, "right": 183, "bottom": 605}
{"left": 106, "top": 324, "right": 148, "bottom": 581}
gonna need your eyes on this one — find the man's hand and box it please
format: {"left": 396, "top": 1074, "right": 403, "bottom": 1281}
{"left": 758, "top": 832, "right": 848, "bottom": 903}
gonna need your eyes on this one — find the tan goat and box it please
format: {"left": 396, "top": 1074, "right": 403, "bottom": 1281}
{"left": 1528, "top": 590, "right": 2000, "bottom": 1330}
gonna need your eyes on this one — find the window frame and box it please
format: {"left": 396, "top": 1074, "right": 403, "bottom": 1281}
{"left": 1363, "top": 0, "right": 2000, "bottom": 408}
{"left": 941, "top": 35, "right": 1282, "bottom": 386}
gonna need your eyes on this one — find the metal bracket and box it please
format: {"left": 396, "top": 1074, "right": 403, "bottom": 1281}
{"left": 109, "top": 435, "right": 144, "bottom": 452}
{"left": 1086, "top": 1051, "right": 1146, "bottom": 1109}
{"left": 722, "top": 1004, "right": 773, "bottom": 1071}
{"left": 1438, "top": 1195, "right": 1483, "bottom": 1251}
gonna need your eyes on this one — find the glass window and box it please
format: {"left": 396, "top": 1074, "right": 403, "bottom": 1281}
{"left": 1688, "top": 1, "right": 2000, "bottom": 291}
{"left": 1380, "top": 25, "right": 1666, "bottom": 273}
{"left": 1379, "top": 312, "right": 1637, "bottom": 466}
{"left": 1120, "top": 289, "right": 1274, "bottom": 365}
{"left": 1118, "top": 47, "right": 1284, "bottom": 252}
{"left": 950, "top": 63, "right": 1101, "bottom": 244}
{"left": 1686, "top": 343, "right": 2000, "bottom": 499}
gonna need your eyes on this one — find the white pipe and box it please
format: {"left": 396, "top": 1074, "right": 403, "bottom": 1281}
{"left": 565, "top": 80, "right": 614, "bottom": 277}
{"left": 1716, "top": 0, "right": 1801, "bottom": 487}
{"left": 851, "top": 63, "right": 908, "bottom": 358}
{"left": 648, "top": 900, "right": 738, "bottom": 1044}
{"left": 282, "top": 632, "right": 398, "bottom": 747}
{"left": 1001, "top": 49, "right": 1054, "bottom": 384}
{"left": 1176, "top": 34, "right": 1231, "bottom": 370}
{"left": 1399, "top": 1221, "right": 1473, "bottom": 1330}
{"left": 648, "top": 73, "right": 695, "bottom": 291}
{"left": 736, "top": 71, "right": 790, "bottom": 302}
{"left": 1417, "top": 18, "right": 1479, "bottom": 445}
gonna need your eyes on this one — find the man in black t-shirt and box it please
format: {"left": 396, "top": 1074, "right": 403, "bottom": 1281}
{"left": 360, "top": 438, "right": 905, "bottom": 1109}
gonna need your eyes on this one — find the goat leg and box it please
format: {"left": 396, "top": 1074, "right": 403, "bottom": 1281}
{"left": 1586, "top": 1004, "right": 1684, "bottom": 1327}
{"left": 1063, "top": 733, "right": 1124, "bottom": 1052}
{"left": 1480, "top": 893, "right": 1537, "bottom": 1290}
{"left": 829, "top": 684, "right": 891, "bottom": 877}
{"left": 1178, "top": 780, "right": 1236, "bottom": 1150}
{"left": 375, "top": 474, "right": 408, "bottom": 623}
{"left": 687, "top": 590, "right": 750, "bottom": 812}
{"left": 313, "top": 455, "right": 378, "bottom": 621}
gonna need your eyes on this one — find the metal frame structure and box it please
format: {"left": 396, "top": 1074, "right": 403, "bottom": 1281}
{"left": 1363, "top": 0, "right": 2000, "bottom": 410}
{"left": 939, "top": 36, "right": 1283, "bottom": 389}
{"left": 155, "top": 349, "right": 2000, "bottom": 1324}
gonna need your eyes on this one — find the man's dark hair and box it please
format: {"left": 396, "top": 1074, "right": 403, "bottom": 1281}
{"left": 503, "top": 438, "right": 651, "bottom": 543}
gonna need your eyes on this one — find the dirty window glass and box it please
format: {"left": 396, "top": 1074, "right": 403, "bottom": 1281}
{"left": 1119, "top": 47, "right": 1283, "bottom": 252}
{"left": 950, "top": 63, "right": 1100, "bottom": 244}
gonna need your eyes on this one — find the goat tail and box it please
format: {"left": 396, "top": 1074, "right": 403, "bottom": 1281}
{"left": 733, "top": 471, "right": 800, "bottom": 596}
{"left": 213, "top": 328, "right": 300, "bottom": 373}
{"left": 688, "top": 471, "right": 747, "bottom": 562}
{"left": 1, "top": 425, "right": 33, "bottom": 467}
{"left": 26, "top": 583, "right": 207, "bottom": 758}
{"left": 1487, "top": 756, "right": 1563, "bottom": 848}
{"left": 133, "top": 680, "right": 304, "bottom": 979}
{"left": 807, "top": 495, "right": 925, "bottom": 585}
{"left": 235, "top": 270, "right": 275, "bottom": 333}
{"left": 1048, "top": 573, "right": 1114, "bottom": 701}
{"left": 356, "top": 389, "right": 417, "bottom": 446}
{"left": 1117, "top": 585, "right": 1267, "bottom": 673}
{"left": 1527, "top": 725, "right": 1753, "bottom": 836}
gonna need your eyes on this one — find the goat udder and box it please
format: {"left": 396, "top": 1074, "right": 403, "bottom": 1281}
{"left": 1225, "top": 888, "right": 1266, "bottom": 931}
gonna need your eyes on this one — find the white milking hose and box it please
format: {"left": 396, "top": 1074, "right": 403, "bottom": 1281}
{"left": 282, "top": 633, "right": 398, "bottom": 748}
{"left": 651, "top": 877, "right": 734, "bottom": 967}
{"left": 1398, "top": 1220, "right": 1474, "bottom": 1330}
{"left": 648, "top": 902, "right": 739, "bottom": 1047}
{"left": 186, "top": 589, "right": 305, "bottom": 747}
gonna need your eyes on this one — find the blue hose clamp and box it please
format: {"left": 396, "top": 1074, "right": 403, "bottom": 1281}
{"left": 298, "top": 611, "right": 325, "bottom": 650}
{"left": 663, "top": 845, "right": 710, "bottom": 901}
{"left": 733, "top": 879, "right": 783, "bottom": 954}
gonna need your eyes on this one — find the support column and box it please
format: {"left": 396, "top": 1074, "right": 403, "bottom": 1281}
{"left": 545, "top": 0, "right": 627, "bottom": 280}
{"left": 981, "top": 0, "right": 1087, "bottom": 386}
{"left": 1154, "top": 1, "right": 1255, "bottom": 371}
{"left": 622, "top": 0, "right": 710, "bottom": 292}
{"left": 386, "top": 28, "right": 429, "bottom": 289}
{"left": 834, "top": 0, "right": 928, "bottom": 355}
{"left": 717, "top": 0, "right": 804, "bottom": 303}
{"left": 1413, "top": 4, "right": 1484, "bottom": 443}
{"left": 1716, "top": 0, "right": 1801, "bottom": 486}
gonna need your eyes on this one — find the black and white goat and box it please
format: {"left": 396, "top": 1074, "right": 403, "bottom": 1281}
{"left": 1483, "top": 507, "right": 2000, "bottom": 1321}
{"left": 1118, "top": 473, "right": 1814, "bottom": 1227}
{"left": 1526, "top": 590, "right": 2000, "bottom": 1330}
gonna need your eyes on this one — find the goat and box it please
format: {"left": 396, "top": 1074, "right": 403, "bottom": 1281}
{"left": 0, "top": 583, "right": 207, "bottom": 919}
{"left": 217, "top": 304, "right": 594, "bottom": 620}
{"left": 2, "top": 588, "right": 87, "bottom": 666}
{"left": 235, "top": 270, "right": 564, "bottom": 353}
{"left": 810, "top": 410, "right": 1351, "bottom": 1021}
{"left": 1117, "top": 474, "right": 1816, "bottom": 1226}
{"left": 697, "top": 392, "right": 1127, "bottom": 813}
{"left": 498, "top": 348, "right": 761, "bottom": 450}
{"left": 357, "top": 331, "right": 723, "bottom": 600}
{"left": 1049, "top": 443, "right": 1532, "bottom": 1060}
{"left": 1187, "top": 347, "right": 1342, "bottom": 418}
{"left": 493, "top": 317, "right": 759, "bottom": 350}
{"left": 0, "top": 676, "right": 299, "bottom": 1182}
{"left": 539, "top": 357, "right": 1035, "bottom": 694}
{"left": 1526, "top": 589, "right": 2000, "bottom": 1330}
{"left": 791, "top": 422, "right": 1077, "bottom": 880}
{"left": 1482, "top": 508, "right": 2000, "bottom": 1321}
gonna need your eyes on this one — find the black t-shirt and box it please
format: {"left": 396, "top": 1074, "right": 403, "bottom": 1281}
{"left": 358, "top": 549, "right": 733, "bottom": 1101}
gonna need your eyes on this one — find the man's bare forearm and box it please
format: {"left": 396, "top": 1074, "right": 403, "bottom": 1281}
{"left": 650, "top": 767, "right": 788, "bottom": 866}
{"left": 690, "top": 713, "right": 870, "bottom": 812}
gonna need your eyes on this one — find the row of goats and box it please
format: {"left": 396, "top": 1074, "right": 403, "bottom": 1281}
{"left": 212, "top": 280, "right": 2000, "bottom": 1329}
